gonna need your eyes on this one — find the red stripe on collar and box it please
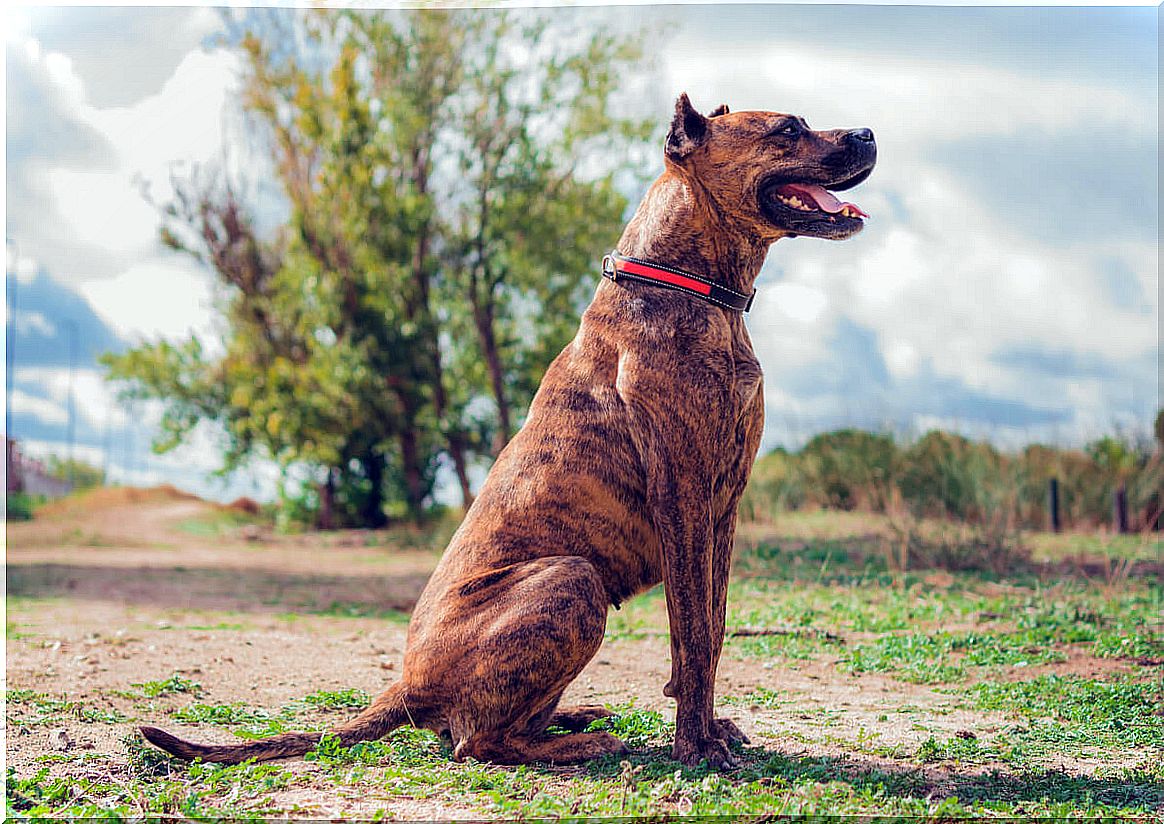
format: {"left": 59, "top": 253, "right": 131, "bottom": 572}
{"left": 616, "top": 257, "right": 712, "bottom": 296}
{"left": 601, "top": 252, "right": 755, "bottom": 313}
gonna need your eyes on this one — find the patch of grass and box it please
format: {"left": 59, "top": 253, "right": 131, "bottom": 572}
{"left": 182, "top": 622, "right": 247, "bottom": 631}
{"left": 6, "top": 621, "right": 35, "bottom": 640}
{"left": 6, "top": 690, "right": 128, "bottom": 727}
{"left": 585, "top": 705, "right": 674, "bottom": 748}
{"left": 174, "top": 509, "right": 266, "bottom": 538}
{"left": 916, "top": 734, "right": 1007, "bottom": 764}
{"left": 302, "top": 688, "right": 371, "bottom": 710}
{"left": 970, "top": 675, "right": 1164, "bottom": 751}
{"left": 171, "top": 702, "right": 306, "bottom": 739}
{"left": 839, "top": 630, "right": 1068, "bottom": 684}
{"left": 308, "top": 727, "right": 445, "bottom": 768}
{"left": 728, "top": 630, "right": 844, "bottom": 661}
{"left": 133, "top": 674, "right": 202, "bottom": 698}
{"left": 720, "top": 686, "right": 787, "bottom": 709}
{"left": 308, "top": 602, "right": 411, "bottom": 622}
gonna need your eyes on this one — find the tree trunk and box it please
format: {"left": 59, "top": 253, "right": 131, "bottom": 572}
{"left": 447, "top": 431, "right": 474, "bottom": 509}
{"left": 317, "top": 468, "right": 336, "bottom": 531}
{"left": 411, "top": 142, "right": 474, "bottom": 510}
{"left": 359, "top": 451, "right": 388, "bottom": 529}
{"left": 472, "top": 298, "right": 511, "bottom": 457}
{"left": 394, "top": 385, "right": 428, "bottom": 523}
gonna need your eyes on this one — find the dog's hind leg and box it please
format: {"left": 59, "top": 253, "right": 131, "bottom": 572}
{"left": 455, "top": 729, "right": 627, "bottom": 765}
{"left": 546, "top": 705, "right": 616, "bottom": 732}
{"left": 430, "top": 555, "right": 624, "bottom": 764}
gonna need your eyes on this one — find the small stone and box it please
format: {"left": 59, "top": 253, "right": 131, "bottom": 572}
{"left": 955, "top": 729, "right": 977, "bottom": 740}
{"left": 50, "top": 729, "right": 71, "bottom": 751}
{"left": 379, "top": 661, "right": 395, "bottom": 670}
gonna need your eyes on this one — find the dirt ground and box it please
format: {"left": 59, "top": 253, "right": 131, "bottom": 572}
{"left": 6, "top": 490, "right": 1161, "bottom": 818}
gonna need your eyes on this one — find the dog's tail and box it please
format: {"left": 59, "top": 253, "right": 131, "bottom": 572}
{"left": 139, "top": 682, "right": 422, "bottom": 765}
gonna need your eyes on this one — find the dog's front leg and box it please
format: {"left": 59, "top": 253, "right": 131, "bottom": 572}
{"left": 640, "top": 438, "right": 738, "bottom": 770}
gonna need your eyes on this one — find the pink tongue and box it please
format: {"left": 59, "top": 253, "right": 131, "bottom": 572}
{"left": 779, "top": 183, "right": 867, "bottom": 217}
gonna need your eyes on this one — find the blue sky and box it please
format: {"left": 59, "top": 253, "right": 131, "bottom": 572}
{"left": 5, "top": 4, "right": 1159, "bottom": 502}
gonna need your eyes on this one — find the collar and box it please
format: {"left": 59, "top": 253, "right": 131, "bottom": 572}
{"left": 601, "top": 251, "right": 755, "bottom": 313}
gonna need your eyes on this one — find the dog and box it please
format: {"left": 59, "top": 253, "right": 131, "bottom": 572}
{"left": 141, "top": 93, "right": 876, "bottom": 769}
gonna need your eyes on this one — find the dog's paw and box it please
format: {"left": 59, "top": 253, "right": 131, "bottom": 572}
{"left": 672, "top": 734, "right": 739, "bottom": 770}
{"left": 712, "top": 717, "right": 750, "bottom": 746}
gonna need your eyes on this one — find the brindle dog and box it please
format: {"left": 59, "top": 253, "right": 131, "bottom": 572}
{"left": 141, "top": 93, "right": 876, "bottom": 769}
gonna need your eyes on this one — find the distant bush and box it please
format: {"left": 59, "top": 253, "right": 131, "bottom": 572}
{"left": 741, "top": 415, "right": 1162, "bottom": 533}
{"left": 6, "top": 492, "right": 37, "bottom": 521}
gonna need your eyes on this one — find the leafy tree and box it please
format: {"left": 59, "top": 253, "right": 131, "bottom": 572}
{"left": 104, "top": 8, "right": 652, "bottom": 527}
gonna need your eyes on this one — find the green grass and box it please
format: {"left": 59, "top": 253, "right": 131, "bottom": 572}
{"left": 969, "top": 675, "right": 1164, "bottom": 752}
{"left": 170, "top": 702, "right": 308, "bottom": 739}
{"left": 6, "top": 690, "right": 128, "bottom": 727}
{"left": 720, "top": 686, "right": 787, "bottom": 709}
{"left": 132, "top": 674, "right": 202, "bottom": 698}
{"left": 301, "top": 688, "right": 371, "bottom": 710}
{"left": 174, "top": 509, "right": 266, "bottom": 538}
{"left": 306, "top": 602, "right": 412, "bottom": 622}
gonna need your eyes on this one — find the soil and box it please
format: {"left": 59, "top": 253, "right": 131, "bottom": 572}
{"left": 5, "top": 490, "right": 1154, "bottom": 817}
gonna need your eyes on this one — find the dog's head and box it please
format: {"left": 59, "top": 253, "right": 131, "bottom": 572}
{"left": 665, "top": 93, "right": 876, "bottom": 241}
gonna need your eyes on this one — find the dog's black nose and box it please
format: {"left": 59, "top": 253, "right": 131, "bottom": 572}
{"left": 847, "top": 128, "right": 875, "bottom": 144}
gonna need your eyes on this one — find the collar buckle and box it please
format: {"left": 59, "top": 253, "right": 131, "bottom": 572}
{"left": 601, "top": 253, "right": 617, "bottom": 282}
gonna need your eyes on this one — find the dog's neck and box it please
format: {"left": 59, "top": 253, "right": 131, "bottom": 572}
{"left": 616, "top": 173, "right": 770, "bottom": 296}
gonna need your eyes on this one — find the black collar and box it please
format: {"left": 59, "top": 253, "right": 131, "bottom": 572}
{"left": 601, "top": 251, "right": 755, "bottom": 313}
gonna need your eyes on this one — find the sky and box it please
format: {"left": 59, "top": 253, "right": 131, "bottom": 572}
{"left": 4, "top": 3, "right": 1159, "bottom": 503}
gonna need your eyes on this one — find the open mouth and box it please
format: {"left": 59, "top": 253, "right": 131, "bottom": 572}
{"left": 772, "top": 183, "right": 868, "bottom": 220}
{"left": 758, "top": 164, "right": 874, "bottom": 239}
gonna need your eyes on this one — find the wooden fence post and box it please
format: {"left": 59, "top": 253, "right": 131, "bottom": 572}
{"left": 1048, "top": 477, "right": 1061, "bottom": 533}
{"left": 1113, "top": 483, "right": 1129, "bottom": 534}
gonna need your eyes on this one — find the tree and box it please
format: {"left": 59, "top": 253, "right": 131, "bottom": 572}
{"left": 104, "top": 8, "right": 653, "bottom": 527}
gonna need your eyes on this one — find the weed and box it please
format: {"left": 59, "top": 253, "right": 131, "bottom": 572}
{"left": 6, "top": 691, "right": 128, "bottom": 726}
{"left": 916, "top": 734, "right": 1007, "bottom": 764}
{"left": 302, "top": 688, "right": 370, "bottom": 710}
{"left": 171, "top": 702, "right": 304, "bottom": 738}
{"left": 133, "top": 673, "right": 203, "bottom": 698}
{"left": 585, "top": 705, "right": 674, "bottom": 748}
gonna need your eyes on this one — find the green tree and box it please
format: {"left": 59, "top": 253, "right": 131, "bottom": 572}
{"left": 45, "top": 456, "right": 105, "bottom": 491}
{"left": 104, "top": 8, "right": 652, "bottom": 527}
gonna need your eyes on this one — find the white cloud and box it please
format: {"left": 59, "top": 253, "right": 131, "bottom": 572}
{"left": 83, "top": 47, "right": 241, "bottom": 188}
{"left": 15, "top": 366, "right": 130, "bottom": 431}
{"left": 673, "top": 32, "right": 1158, "bottom": 438}
{"left": 10, "top": 389, "right": 69, "bottom": 427}
{"left": 769, "top": 282, "right": 828, "bottom": 324}
{"left": 13, "top": 311, "right": 56, "bottom": 337}
{"left": 77, "top": 255, "right": 219, "bottom": 345}
{"left": 668, "top": 38, "right": 1153, "bottom": 146}
{"left": 41, "top": 45, "right": 241, "bottom": 265}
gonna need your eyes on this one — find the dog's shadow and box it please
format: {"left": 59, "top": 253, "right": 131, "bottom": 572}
{"left": 549, "top": 743, "right": 1162, "bottom": 811}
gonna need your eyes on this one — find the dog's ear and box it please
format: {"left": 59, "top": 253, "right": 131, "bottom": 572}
{"left": 708, "top": 103, "right": 730, "bottom": 118}
{"left": 665, "top": 93, "right": 711, "bottom": 162}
